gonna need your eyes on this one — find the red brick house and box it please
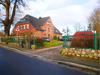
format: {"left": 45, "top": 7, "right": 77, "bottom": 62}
{"left": 13, "top": 15, "right": 62, "bottom": 40}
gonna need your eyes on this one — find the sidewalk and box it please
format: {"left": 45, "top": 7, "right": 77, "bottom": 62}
{"left": 0, "top": 43, "right": 100, "bottom": 74}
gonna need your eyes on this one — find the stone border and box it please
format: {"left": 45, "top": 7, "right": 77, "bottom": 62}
{"left": 62, "top": 48, "right": 100, "bottom": 59}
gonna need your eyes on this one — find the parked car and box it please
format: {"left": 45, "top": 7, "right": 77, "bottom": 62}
{"left": 59, "top": 38, "right": 64, "bottom": 41}
{"left": 42, "top": 37, "right": 50, "bottom": 42}
{"left": 60, "top": 37, "right": 72, "bottom": 41}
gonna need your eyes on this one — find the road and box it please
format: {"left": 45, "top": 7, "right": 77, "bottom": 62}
{"left": 0, "top": 47, "right": 88, "bottom": 75}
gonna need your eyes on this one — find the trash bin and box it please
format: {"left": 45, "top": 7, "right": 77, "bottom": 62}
{"left": 26, "top": 41, "right": 31, "bottom": 49}
{"left": 19, "top": 40, "right": 23, "bottom": 48}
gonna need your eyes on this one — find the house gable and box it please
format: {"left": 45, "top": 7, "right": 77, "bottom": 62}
{"left": 40, "top": 17, "right": 54, "bottom": 39}
{"left": 13, "top": 22, "right": 36, "bottom": 36}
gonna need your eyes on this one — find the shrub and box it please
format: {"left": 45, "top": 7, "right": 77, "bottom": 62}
{"left": 53, "top": 35, "right": 57, "bottom": 40}
{"left": 71, "top": 36, "right": 94, "bottom": 48}
{"left": 97, "top": 36, "right": 100, "bottom": 49}
{"left": 21, "top": 38, "right": 25, "bottom": 44}
{"left": 35, "top": 38, "right": 44, "bottom": 48}
{"left": 58, "top": 36, "right": 60, "bottom": 40}
{"left": 5, "top": 37, "right": 9, "bottom": 44}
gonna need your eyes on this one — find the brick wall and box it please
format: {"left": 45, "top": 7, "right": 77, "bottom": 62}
{"left": 13, "top": 23, "right": 35, "bottom": 36}
{"left": 40, "top": 18, "right": 54, "bottom": 40}
{"left": 54, "top": 33, "right": 62, "bottom": 39}
{"left": 13, "top": 18, "right": 62, "bottom": 39}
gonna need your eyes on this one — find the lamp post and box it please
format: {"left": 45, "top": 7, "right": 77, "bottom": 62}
{"left": 63, "top": 27, "right": 68, "bottom": 47}
{"left": 65, "top": 34, "right": 66, "bottom": 47}
{"left": 94, "top": 31, "right": 97, "bottom": 49}
{"left": 34, "top": 34, "right": 35, "bottom": 45}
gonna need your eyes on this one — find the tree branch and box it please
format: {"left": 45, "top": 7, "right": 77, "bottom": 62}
{"left": 10, "top": 0, "right": 14, "bottom": 3}
{"left": 0, "top": 0, "right": 6, "bottom": 7}
{"left": 9, "top": 0, "right": 17, "bottom": 25}
{"left": 0, "top": 18, "right": 3, "bottom": 22}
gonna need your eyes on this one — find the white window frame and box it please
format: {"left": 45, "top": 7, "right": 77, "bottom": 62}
{"left": 23, "top": 25, "right": 25, "bottom": 30}
{"left": 47, "top": 21, "right": 50, "bottom": 25}
{"left": 44, "top": 27, "right": 46, "bottom": 30}
{"left": 44, "top": 34, "right": 46, "bottom": 37}
{"left": 27, "top": 24, "right": 29, "bottom": 29}
{"left": 48, "top": 28, "right": 50, "bottom": 32}
{"left": 20, "top": 25, "right": 22, "bottom": 30}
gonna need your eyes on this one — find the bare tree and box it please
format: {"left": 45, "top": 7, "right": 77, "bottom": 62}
{"left": 74, "top": 23, "right": 85, "bottom": 32}
{"left": 87, "top": 24, "right": 93, "bottom": 31}
{"left": 62, "top": 26, "right": 70, "bottom": 36}
{"left": 0, "top": 0, "right": 33, "bottom": 36}
{"left": 88, "top": 8, "right": 100, "bottom": 34}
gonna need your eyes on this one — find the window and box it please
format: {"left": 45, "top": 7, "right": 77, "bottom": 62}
{"left": 44, "top": 27, "right": 46, "bottom": 30}
{"left": 20, "top": 25, "right": 22, "bottom": 30}
{"left": 31, "top": 32, "right": 33, "bottom": 37}
{"left": 44, "top": 34, "right": 46, "bottom": 37}
{"left": 22, "top": 19, "right": 26, "bottom": 21}
{"left": 48, "top": 34, "right": 50, "bottom": 38}
{"left": 27, "top": 24, "right": 29, "bottom": 29}
{"left": 47, "top": 21, "right": 50, "bottom": 25}
{"left": 23, "top": 33, "right": 25, "bottom": 36}
{"left": 23, "top": 25, "right": 25, "bottom": 30}
{"left": 48, "top": 28, "right": 50, "bottom": 32}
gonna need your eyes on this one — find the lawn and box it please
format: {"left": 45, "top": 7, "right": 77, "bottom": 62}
{"left": 44, "top": 40, "right": 63, "bottom": 47}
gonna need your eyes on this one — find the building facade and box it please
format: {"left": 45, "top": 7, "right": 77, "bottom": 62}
{"left": 13, "top": 15, "right": 62, "bottom": 40}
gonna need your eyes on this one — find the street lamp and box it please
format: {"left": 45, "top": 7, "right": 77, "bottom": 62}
{"left": 34, "top": 34, "right": 35, "bottom": 45}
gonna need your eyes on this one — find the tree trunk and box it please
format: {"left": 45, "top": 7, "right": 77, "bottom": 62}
{"left": 4, "top": 0, "right": 10, "bottom": 36}
{"left": 4, "top": 25, "right": 10, "bottom": 36}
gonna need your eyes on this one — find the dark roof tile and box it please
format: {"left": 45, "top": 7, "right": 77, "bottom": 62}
{"left": 54, "top": 26, "right": 62, "bottom": 34}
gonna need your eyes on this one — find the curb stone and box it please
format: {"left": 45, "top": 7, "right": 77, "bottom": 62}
{"left": 0, "top": 45, "right": 100, "bottom": 73}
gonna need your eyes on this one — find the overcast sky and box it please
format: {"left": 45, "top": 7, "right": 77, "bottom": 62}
{"left": 1, "top": 0, "right": 98, "bottom": 35}
{"left": 23, "top": 0, "right": 98, "bottom": 35}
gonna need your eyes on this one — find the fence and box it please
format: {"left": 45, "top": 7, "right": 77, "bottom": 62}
{"left": 0, "top": 36, "right": 37, "bottom": 45}
{"left": 63, "top": 33, "right": 100, "bottom": 50}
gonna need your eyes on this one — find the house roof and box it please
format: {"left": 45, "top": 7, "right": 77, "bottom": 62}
{"left": 74, "top": 31, "right": 94, "bottom": 35}
{"left": 54, "top": 26, "right": 62, "bottom": 34}
{"left": 16, "top": 15, "right": 49, "bottom": 31}
{"left": 15, "top": 14, "right": 62, "bottom": 34}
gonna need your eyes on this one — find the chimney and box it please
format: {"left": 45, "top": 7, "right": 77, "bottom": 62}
{"left": 39, "top": 17, "right": 41, "bottom": 19}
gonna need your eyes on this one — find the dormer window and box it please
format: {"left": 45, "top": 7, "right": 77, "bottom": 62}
{"left": 44, "top": 27, "right": 46, "bottom": 31}
{"left": 22, "top": 19, "right": 26, "bottom": 21}
{"left": 47, "top": 21, "right": 50, "bottom": 25}
{"left": 20, "top": 17, "right": 28, "bottom": 22}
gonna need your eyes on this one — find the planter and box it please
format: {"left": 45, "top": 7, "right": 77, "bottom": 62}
{"left": 19, "top": 40, "right": 23, "bottom": 48}
{"left": 26, "top": 41, "right": 31, "bottom": 49}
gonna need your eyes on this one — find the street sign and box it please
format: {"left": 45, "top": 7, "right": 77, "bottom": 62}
{"left": 15, "top": 27, "right": 20, "bottom": 31}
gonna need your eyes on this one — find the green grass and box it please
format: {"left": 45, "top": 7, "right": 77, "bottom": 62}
{"left": 44, "top": 40, "right": 63, "bottom": 47}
